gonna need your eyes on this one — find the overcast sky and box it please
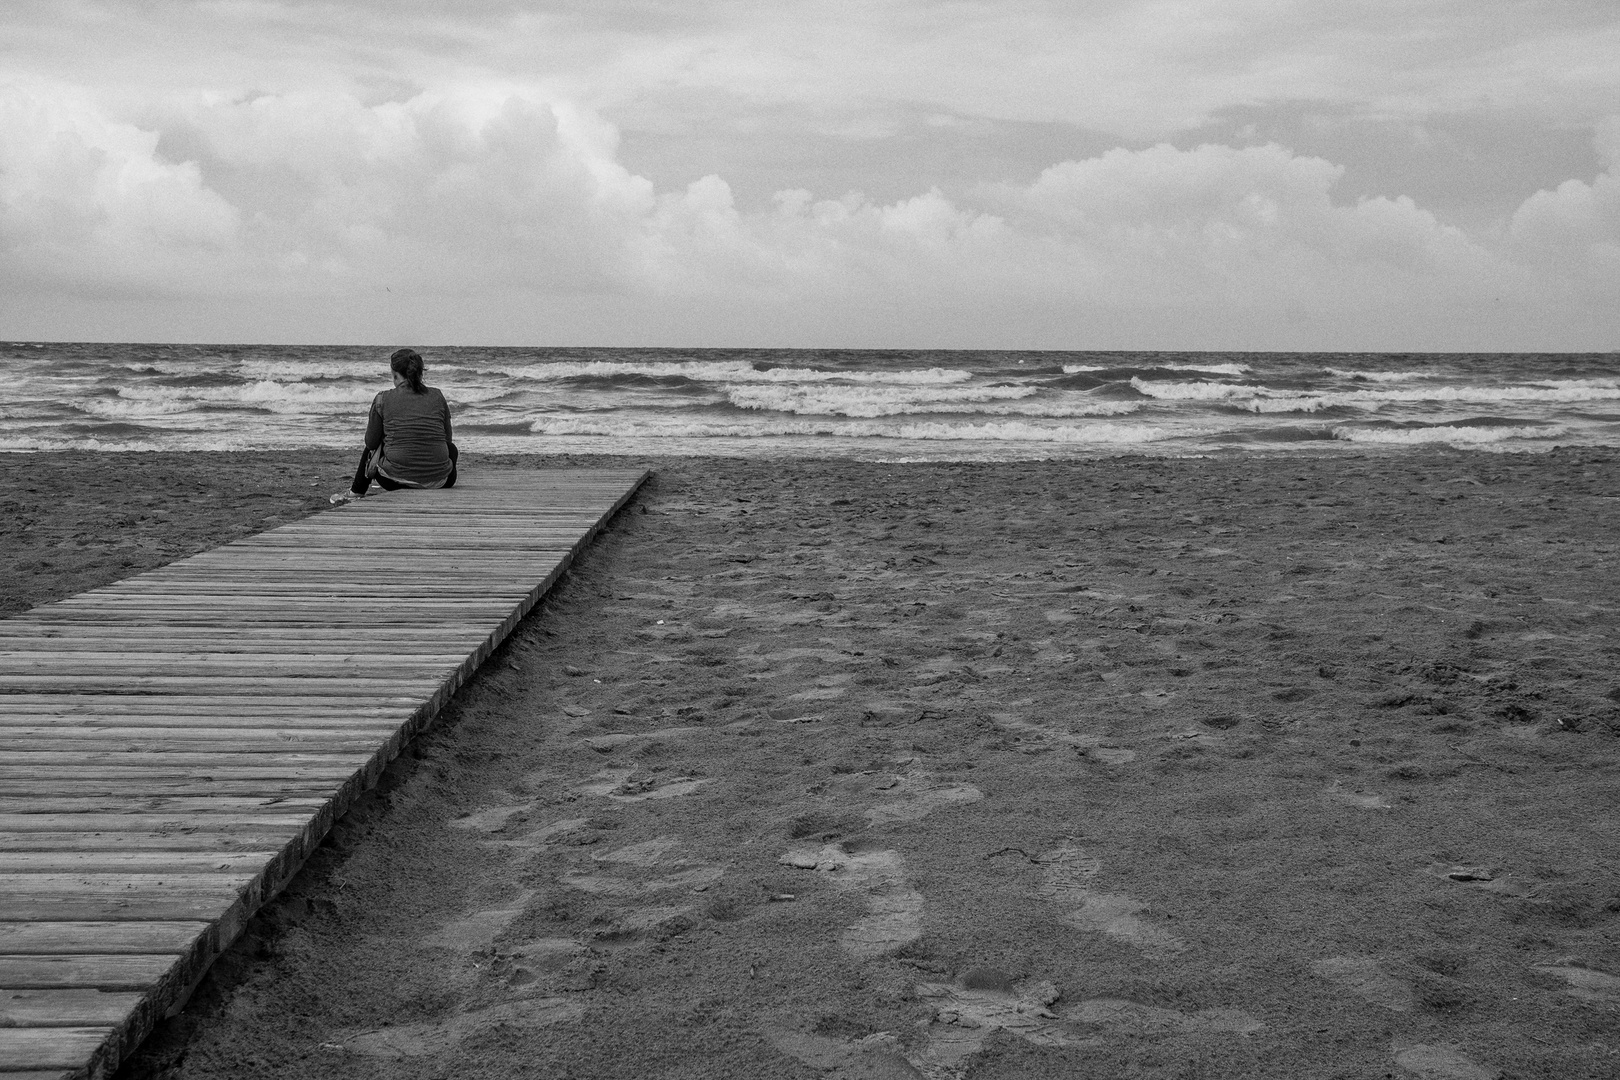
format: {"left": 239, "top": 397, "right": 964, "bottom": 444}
{"left": 2, "top": 1, "right": 1617, "bottom": 350}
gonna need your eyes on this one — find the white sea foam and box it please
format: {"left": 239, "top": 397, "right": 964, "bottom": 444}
{"left": 104, "top": 381, "right": 510, "bottom": 415}
{"left": 123, "top": 380, "right": 371, "bottom": 405}
{"left": 117, "top": 359, "right": 222, "bottom": 376}
{"left": 1130, "top": 378, "right": 1256, "bottom": 401}
{"left": 80, "top": 396, "right": 198, "bottom": 418}
{"left": 894, "top": 420, "right": 1180, "bottom": 443}
{"left": 722, "top": 383, "right": 1134, "bottom": 418}
{"left": 1331, "top": 424, "right": 1568, "bottom": 446}
{"left": 0, "top": 433, "right": 286, "bottom": 452}
{"left": 1323, "top": 368, "right": 1431, "bottom": 382}
{"left": 1133, "top": 377, "right": 1620, "bottom": 412}
{"left": 1067, "top": 362, "right": 1250, "bottom": 376}
{"left": 496, "top": 359, "right": 975, "bottom": 386}
{"left": 10, "top": 345, "right": 1618, "bottom": 460}
{"left": 527, "top": 414, "right": 1171, "bottom": 442}
{"left": 236, "top": 358, "right": 389, "bottom": 380}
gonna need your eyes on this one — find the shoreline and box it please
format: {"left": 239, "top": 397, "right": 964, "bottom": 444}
{"left": 7, "top": 449, "right": 1620, "bottom": 1078}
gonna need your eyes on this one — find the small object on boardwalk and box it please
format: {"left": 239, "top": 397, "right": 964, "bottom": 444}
{"left": 0, "top": 469, "right": 647, "bottom": 1080}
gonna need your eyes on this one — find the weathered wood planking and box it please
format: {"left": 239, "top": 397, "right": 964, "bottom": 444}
{"left": 0, "top": 468, "right": 647, "bottom": 1080}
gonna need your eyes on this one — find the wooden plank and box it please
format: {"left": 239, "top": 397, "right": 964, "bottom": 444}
{"left": 0, "top": 676, "right": 443, "bottom": 694}
{"left": 0, "top": 988, "right": 144, "bottom": 1026}
{"left": 0, "top": 833, "right": 303, "bottom": 853}
{"left": 0, "top": 1028, "right": 116, "bottom": 1071}
{"left": 0, "top": 797, "right": 331, "bottom": 815}
{"left": 0, "top": 662, "right": 459, "bottom": 680}
{"left": 0, "top": 695, "right": 423, "bottom": 712}
{"left": 0, "top": 955, "right": 181, "bottom": 990}
{"left": 0, "top": 467, "right": 649, "bottom": 1080}
{"left": 0, "top": 638, "right": 488, "bottom": 653}
{"left": 0, "top": 716, "right": 413, "bottom": 731}
{"left": 0, "top": 649, "right": 472, "bottom": 663}
{"left": 0, "top": 778, "right": 370, "bottom": 796}
{"left": 0, "top": 736, "right": 398, "bottom": 753}
{"left": 0, "top": 852, "right": 271, "bottom": 874}
{"left": 0, "top": 715, "right": 413, "bottom": 731}
{"left": 0, "top": 923, "right": 204, "bottom": 955}
{"left": 3, "top": 872, "right": 258, "bottom": 893}
{"left": 0, "top": 752, "right": 376, "bottom": 768}
{"left": 0, "top": 765, "right": 365, "bottom": 783}
{"left": 0, "top": 814, "right": 311, "bottom": 834}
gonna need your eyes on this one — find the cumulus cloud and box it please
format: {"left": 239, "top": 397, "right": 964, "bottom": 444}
{"left": 0, "top": 83, "right": 241, "bottom": 293}
{"left": 0, "top": 80, "right": 1614, "bottom": 348}
{"left": 1508, "top": 117, "right": 1620, "bottom": 286}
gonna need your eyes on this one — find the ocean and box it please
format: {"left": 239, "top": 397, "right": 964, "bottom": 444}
{"left": 5, "top": 343, "right": 1619, "bottom": 460}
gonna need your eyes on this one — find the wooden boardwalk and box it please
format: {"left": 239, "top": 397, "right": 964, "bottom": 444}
{"left": 0, "top": 468, "right": 648, "bottom": 1080}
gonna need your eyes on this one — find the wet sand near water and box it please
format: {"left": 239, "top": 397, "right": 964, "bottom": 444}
{"left": 5, "top": 450, "right": 1620, "bottom": 1079}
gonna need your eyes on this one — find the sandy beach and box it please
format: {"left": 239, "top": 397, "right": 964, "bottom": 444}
{"left": 7, "top": 448, "right": 1620, "bottom": 1079}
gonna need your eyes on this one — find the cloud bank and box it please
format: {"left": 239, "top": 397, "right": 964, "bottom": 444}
{"left": 1, "top": 77, "right": 1616, "bottom": 349}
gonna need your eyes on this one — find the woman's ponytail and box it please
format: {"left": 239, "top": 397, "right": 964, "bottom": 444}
{"left": 389, "top": 348, "right": 426, "bottom": 393}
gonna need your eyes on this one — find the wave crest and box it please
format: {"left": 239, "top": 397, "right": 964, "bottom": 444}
{"left": 495, "top": 359, "right": 976, "bottom": 387}
{"left": 722, "top": 384, "right": 1138, "bottom": 418}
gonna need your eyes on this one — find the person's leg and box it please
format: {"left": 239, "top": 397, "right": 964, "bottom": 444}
{"left": 374, "top": 473, "right": 404, "bottom": 491}
{"left": 348, "top": 449, "right": 371, "bottom": 495}
{"left": 443, "top": 442, "right": 458, "bottom": 489}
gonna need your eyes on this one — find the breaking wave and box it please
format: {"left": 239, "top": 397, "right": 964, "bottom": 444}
{"left": 1132, "top": 377, "right": 1620, "bottom": 412}
{"left": 1323, "top": 367, "right": 1431, "bottom": 382}
{"left": 1064, "top": 361, "right": 1250, "bottom": 376}
{"left": 494, "top": 359, "right": 976, "bottom": 386}
{"left": 7, "top": 344, "right": 1617, "bottom": 459}
{"left": 722, "top": 383, "right": 1139, "bottom": 418}
{"left": 527, "top": 414, "right": 1175, "bottom": 443}
{"left": 1331, "top": 423, "right": 1567, "bottom": 446}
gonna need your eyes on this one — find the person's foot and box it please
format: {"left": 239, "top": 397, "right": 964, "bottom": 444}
{"left": 329, "top": 490, "right": 363, "bottom": 504}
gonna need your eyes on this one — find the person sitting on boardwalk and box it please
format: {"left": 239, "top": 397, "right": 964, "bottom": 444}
{"left": 331, "top": 349, "right": 457, "bottom": 503}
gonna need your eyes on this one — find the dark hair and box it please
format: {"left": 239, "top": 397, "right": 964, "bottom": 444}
{"left": 390, "top": 348, "right": 426, "bottom": 393}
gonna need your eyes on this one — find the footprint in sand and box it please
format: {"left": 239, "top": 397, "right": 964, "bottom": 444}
{"left": 1535, "top": 963, "right": 1620, "bottom": 1004}
{"left": 578, "top": 766, "right": 710, "bottom": 802}
{"left": 1424, "top": 862, "right": 1540, "bottom": 899}
{"left": 499, "top": 938, "right": 583, "bottom": 989}
{"left": 1061, "top": 997, "right": 1263, "bottom": 1035}
{"left": 1324, "top": 784, "right": 1392, "bottom": 811}
{"left": 562, "top": 835, "right": 723, "bottom": 898}
{"left": 1393, "top": 1043, "right": 1497, "bottom": 1080}
{"left": 335, "top": 997, "right": 583, "bottom": 1059}
{"left": 1311, "top": 956, "right": 1416, "bottom": 1012}
{"left": 768, "top": 978, "right": 1082, "bottom": 1080}
{"left": 865, "top": 775, "right": 983, "bottom": 825}
{"left": 1163, "top": 726, "right": 1223, "bottom": 748}
{"left": 910, "top": 978, "right": 1089, "bottom": 1077}
{"left": 579, "top": 726, "right": 702, "bottom": 753}
{"left": 765, "top": 1028, "right": 922, "bottom": 1079}
{"left": 561, "top": 836, "right": 718, "bottom": 938}
{"left": 450, "top": 803, "right": 600, "bottom": 855}
{"left": 991, "top": 713, "right": 1128, "bottom": 761}
{"left": 592, "top": 836, "right": 682, "bottom": 865}
{"left": 780, "top": 843, "right": 924, "bottom": 958}
{"left": 789, "top": 686, "right": 849, "bottom": 702}
{"left": 448, "top": 804, "right": 535, "bottom": 833}
{"left": 425, "top": 891, "right": 534, "bottom": 953}
{"left": 772, "top": 979, "right": 1262, "bottom": 1080}
{"left": 1037, "top": 843, "right": 1185, "bottom": 958}
{"left": 480, "top": 817, "right": 591, "bottom": 852}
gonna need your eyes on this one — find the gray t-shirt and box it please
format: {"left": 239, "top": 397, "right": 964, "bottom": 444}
{"left": 365, "top": 385, "right": 454, "bottom": 487}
